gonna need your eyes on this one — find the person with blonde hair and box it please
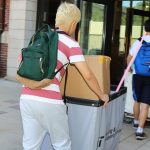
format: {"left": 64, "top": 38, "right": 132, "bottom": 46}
{"left": 18, "top": 2, "right": 109, "bottom": 150}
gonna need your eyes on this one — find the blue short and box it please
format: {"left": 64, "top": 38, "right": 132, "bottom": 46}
{"left": 132, "top": 74, "right": 150, "bottom": 105}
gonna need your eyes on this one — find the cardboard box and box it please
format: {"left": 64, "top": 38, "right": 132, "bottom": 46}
{"left": 60, "top": 55, "right": 111, "bottom": 100}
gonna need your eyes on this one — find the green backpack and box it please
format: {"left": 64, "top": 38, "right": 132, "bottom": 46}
{"left": 17, "top": 24, "right": 59, "bottom": 81}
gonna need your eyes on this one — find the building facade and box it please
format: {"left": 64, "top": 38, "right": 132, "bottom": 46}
{"left": 0, "top": 0, "right": 37, "bottom": 80}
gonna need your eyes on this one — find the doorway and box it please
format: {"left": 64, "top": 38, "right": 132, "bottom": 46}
{"left": 36, "top": 0, "right": 61, "bottom": 29}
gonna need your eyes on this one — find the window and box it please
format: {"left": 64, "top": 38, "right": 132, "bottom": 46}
{"left": 145, "top": 0, "right": 150, "bottom": 11}
{"left": 79, "top": 1, "right": 105, "bottom": 55}
{"left": 132, "top": 1, "right": 143, "bottom": 10}
{"left": 131, "top": 16, "right": 149, "bottom": 45}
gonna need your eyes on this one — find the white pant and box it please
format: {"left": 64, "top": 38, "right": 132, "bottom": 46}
{"left": 20, "top": 98, "right": 71, "bottom": 150}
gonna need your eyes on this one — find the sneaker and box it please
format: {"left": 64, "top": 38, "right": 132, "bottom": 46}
{"left": 136, "top": 132, "right": 147, "bottom": 140}
{"left": 132, "top": 121, "right": 139, "bottom": 129}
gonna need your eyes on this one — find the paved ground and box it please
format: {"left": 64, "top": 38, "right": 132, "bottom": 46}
{"left": 0, "top": 78, "right": 150, "bottom": 150}
{"left": 0, "top": 79, "right": 22, "bottom": 150}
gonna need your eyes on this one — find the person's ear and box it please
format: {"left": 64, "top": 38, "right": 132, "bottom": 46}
{"left": 68, "top": 20, "right": 77, "bottom": 36}
{"left": 71, "top": 21, "right": 77, "bottom": 31}
{"left": 72, "top": 20, "right": 77, "bottom": 27}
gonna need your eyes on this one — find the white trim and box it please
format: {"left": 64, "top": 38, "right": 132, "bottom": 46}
{"left": 59, "top": 34, "right": 79, "bottom": 48}
{"left": 58, "top": 50, "right": 68, "bottom": 64}
{"left": 69, "top": 55, "right": 85, "bottom": 63}
{"left": 42, "top": 84, "right": 60, "bottom": 92}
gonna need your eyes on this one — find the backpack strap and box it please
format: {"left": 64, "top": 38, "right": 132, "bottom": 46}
{"left": 55, "top": 27, "right": 69, "bottom": 36}
{"left": 47, "top": 29, "right": 59, "bottom": 79}
{"left": 57, "top": 31, "right": 69, "bottom": 36}
{"left": 50, "top": 27, "right": 70, "bottom": 78}
{"left": 50, "top": 62, "right": 69, "bottom": 105}
{"left": 52, "top": 63, "right": 69, "bottom": 77}
{"left": 53, "top": 28, "right": 70, "bottom": 106}
{"left": 63, "top": 66, "right": 68, "bottom": 103}
{"left": 63, "top": 65, "right": 69, "bottom": 114}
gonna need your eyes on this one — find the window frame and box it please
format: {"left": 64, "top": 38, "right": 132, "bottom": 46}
{"left": 125, "top": 8, "right": 150, "bottom": 55}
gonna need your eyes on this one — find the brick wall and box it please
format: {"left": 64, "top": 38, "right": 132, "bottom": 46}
{"left": 4, "top": 0, "right": 10, "bottom": 31}
{"left": 0, "top": 0, "right": 10, "bottom": 77}
{"left": 0, "top": 43, "right": 8, "bottom": 77}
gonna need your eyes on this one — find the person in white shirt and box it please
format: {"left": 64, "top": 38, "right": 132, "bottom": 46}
{"left": 127, "top": 19, "right": 150, "bottom": 140}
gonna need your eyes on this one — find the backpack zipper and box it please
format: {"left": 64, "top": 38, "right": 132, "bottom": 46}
{"left": 31, "top": 35, "right": 35, "bottom": 46}
{"left": 39, "top": 58, "right": 44, "bottom": 73}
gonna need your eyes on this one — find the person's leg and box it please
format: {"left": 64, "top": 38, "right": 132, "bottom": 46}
{"left": 133, "top": 101, "right": 140, "bottom": 127}
{"left": 138, "top": 103, "right": 149, "bottom": 128}
{"left": 132, "top": 74, "right": 141, "bottom": 127}
{"left": 135, "top": 103, "right": 149, "bottom": 140}
{"left": 40, "top": 103, "right": 71, "bottom": 150}
{"left": 135, "top": 76, "right": 150, "bottom": 140}
{"left": 133, "top": 101, "right": 140, "bottom": 121}
{"left": 20, "top": 99, "right": 47, "bottom": 150}
{"left": 138, "top": 77, "right": 150, "bottom": 129}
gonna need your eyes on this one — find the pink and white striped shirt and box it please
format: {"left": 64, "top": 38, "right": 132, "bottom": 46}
{"left": 20, "top": 33, "right": 85, "bottom": 104}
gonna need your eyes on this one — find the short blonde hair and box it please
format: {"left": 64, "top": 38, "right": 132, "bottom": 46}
{"left": 55, "top": 2, "right": 81, "bottom": 26}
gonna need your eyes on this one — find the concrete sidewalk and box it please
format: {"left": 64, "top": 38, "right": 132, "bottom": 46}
{"left": 0, "top": 79, "right": 22, "bottom": 150}
{"left": 0, "top": 79, "right": 149, "bottom": 150}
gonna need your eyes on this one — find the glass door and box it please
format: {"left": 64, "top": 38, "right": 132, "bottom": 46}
{"left": 125, "top": 8, "right": 150, "bottom": 55}
{"left": 77, "top": 0, "right": 114, "bottom": 56}
{"left": 79, "top": 1, "right": 105, "bottom": 55}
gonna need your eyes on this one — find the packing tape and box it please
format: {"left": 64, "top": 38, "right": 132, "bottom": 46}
{"left": 98, "top": 56, "right": 111, "bottom": 64}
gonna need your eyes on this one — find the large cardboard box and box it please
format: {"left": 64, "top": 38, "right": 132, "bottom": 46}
{"left": 60, "top": 55, "right": 111, "bottom": 100}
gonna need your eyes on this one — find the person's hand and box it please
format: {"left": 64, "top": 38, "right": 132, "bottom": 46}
{"left": 31, "top": 78, "right": 52, "bottom": 89}
{"left": 16, "top": 74, "right": 52, "bottom": 89}
{"left": 100, "top": 94, "right": 109, "bottom": 107}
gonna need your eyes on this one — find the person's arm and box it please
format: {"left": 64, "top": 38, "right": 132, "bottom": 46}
{"left": 74, "top": 61, "right": 109, "bottom": 107}
{"left": 127, "top": 40, "right": 140, "bottom": 72}
{"left": 127, "top": 54, "right": 133, "bottom": 72}
{"left": 127, "top": 54, "right": 133, "bottom": 65}
{"left": 16, "top": 74, "right": 52, "bottom": 89}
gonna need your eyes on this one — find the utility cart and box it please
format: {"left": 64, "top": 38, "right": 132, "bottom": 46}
{"left": 41, "top": 85, "right": 127, "bottom": 150}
